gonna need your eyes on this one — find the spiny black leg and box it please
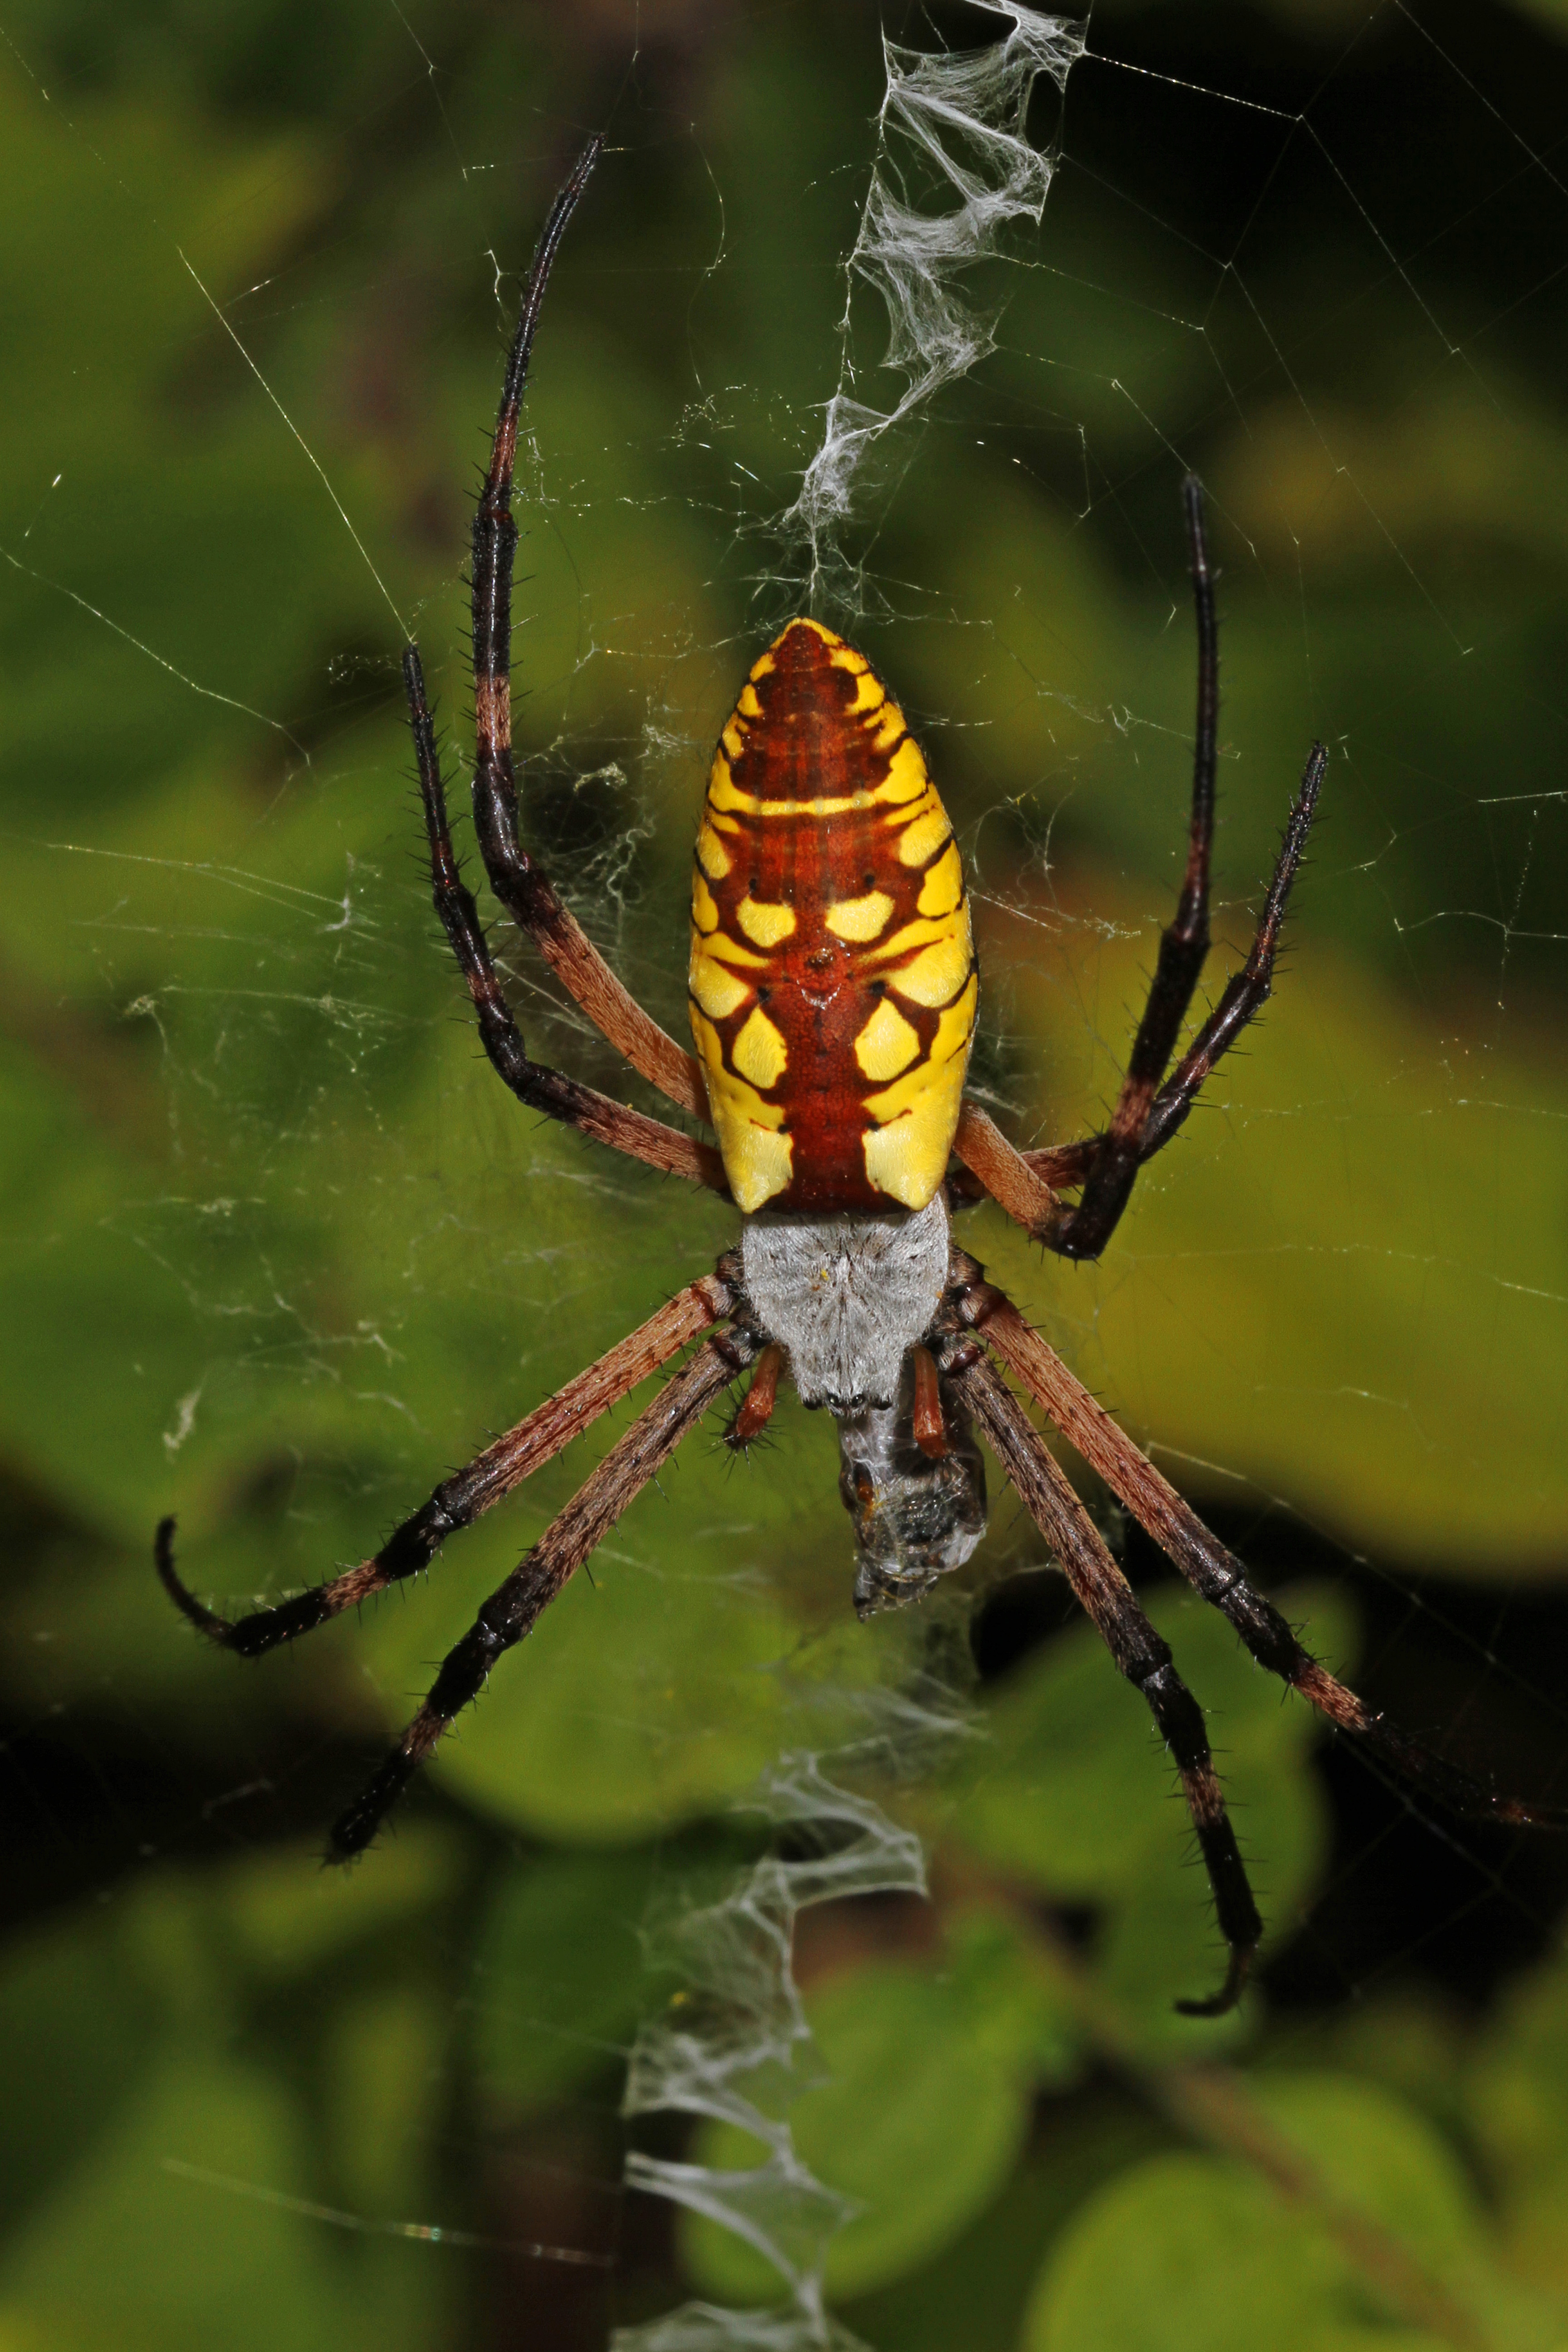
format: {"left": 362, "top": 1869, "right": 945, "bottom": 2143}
{"left": 154, "top": 1274, "right": 735, "bottom": 1661}
{"left": 467, "top": 139, "right": 598, "bottom": 850}
{"left": 1039, "top": 478, "right": 1217, "bottom": 1258}
{"left": 1029, "top": 482, "right": 1326, "bottom": 1262}
{"left": 1118, "top": 1470, "right": 1566, "bottom": 1831}
{"left": 949, "top": 1348, "right": 1262, "bottom": 2015}
{"left": 457, "top": 142, "right": 706, "bottom": 1117}
{"left": 1134, "top": 741, "right": 1327, "bottom": 1165}
{"left": 402, "top": 644, "right": 724, "bottom": 1190}
{"left": 964, "top": 1278, "right": 1568, "bottom": 1838}
{"left": 328, "top": 1326, "right": 754, "bottom": 1862}
{"left": 992, "top": 737, "right": 1326, "bottom": 1210}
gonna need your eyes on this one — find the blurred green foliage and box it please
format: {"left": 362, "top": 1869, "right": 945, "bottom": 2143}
{"left": 2, "top": 0, "right": 1567, "bottom": 2347}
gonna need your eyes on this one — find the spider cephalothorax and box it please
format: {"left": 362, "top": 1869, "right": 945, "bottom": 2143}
{"left": 732, "top": 1196, "right": 988, "bottom": 1608}
{"left": 157, "top": 137, "right": 1558, "bottom": 2017}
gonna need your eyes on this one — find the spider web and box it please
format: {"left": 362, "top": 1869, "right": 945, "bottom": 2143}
{"left": 3, "top": 2, "right": 1568, "bottom": 2348}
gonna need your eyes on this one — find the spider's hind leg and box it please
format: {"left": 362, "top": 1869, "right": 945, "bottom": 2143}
{"left": 458, "top": 138, "right": 708, "bottom": 1122}
{"left": 968, "top": 481, "right": 1328, "bottom": 1262}
{"left": 402, "top": 644, "right": 726, "bottom": 1195}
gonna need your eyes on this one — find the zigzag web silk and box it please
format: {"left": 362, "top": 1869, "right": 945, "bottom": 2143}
{"left": 614, "top": 13, "right": 1084, "bottom": 2346}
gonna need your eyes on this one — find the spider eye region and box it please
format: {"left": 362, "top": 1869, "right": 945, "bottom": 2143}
{"left": 689, "top": 617, "right": 976, "bottom": 1215}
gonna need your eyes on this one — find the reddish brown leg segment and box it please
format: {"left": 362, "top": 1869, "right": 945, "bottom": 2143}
{"left": 403, "top": 646, "right": 727, "bottom": 1196}
{"left": 157, "top": 1270, "right": 735, "bottom": 1658}
{"left": 948, "top": 485, "right": 1326, "bottom": 1259}
{"left": 330, "top": 1325, "right": 754, "bottom": 1859}
{"left": 951, "top": 1103, "right": 1065, "bottom": 1235}
{"left": 958, "top": 1269, "right": 1567, "bottom": 1833}
{"left": 949, "top": 1347, "right": 1260, "bottom": 2015}
{"left": 729, "top": 1342, "right": 784, "bottom": 1449}
{"left": 910, "top": 1345, "right": 950, "bottom": 1459}
{"left": 461, "top": 137, "right": 709, "bottom": 1125}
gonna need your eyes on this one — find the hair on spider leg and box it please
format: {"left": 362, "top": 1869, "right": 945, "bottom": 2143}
{"left": 715, "top": 1416, "right": 783, "bottom": 1470}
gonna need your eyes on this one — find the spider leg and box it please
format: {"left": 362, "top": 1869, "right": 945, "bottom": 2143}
{"left": 956, "top": 1266, "right": 1568, "bottom": 1834}
{"left": 956, "top": 740, "right": 1326, "bottom": 1245}
{"left": 156, "top": 1269, "right": 736, "bottom": 1658}
{"left": 461, "top": 138, "right": 708, "bottom": 1122}
{"left": 1028, "top": 473, "right": 1221, "bottom": 1255}
{"left": 947, "top": 1344, "right": 1261, "bottom": 2017}
{"left": 946, "top": 1109, "right": 1096, "bottom": 1221}
{"left": 405, "top": 646, "right": 726, "bottom": 1193}
{"left": 328, "top": 1322, "right": 755, "bottom": 1859}
{"left": 951, "top": 1103, "right": 1067, "bottom": 1233}
{"left": 1130, "top": 745, "right": 1325, "bottom": 1171}
{"left": 952, "top": 482, "right": 1326, "bottom": 1259}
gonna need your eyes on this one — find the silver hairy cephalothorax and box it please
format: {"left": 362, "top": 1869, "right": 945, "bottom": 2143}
{"left": 740, "top": 1194, "right": 951, "bottom": 1411}
{"left": 738, "top": 1195, "right": 988, "bottom": 1610}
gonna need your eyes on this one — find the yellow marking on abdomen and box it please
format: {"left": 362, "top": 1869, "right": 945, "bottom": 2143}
{"left": 860, "top": 971, "right": 977, "bottom": 1205}
{"left": 824, "top": 890, "right": 895, "bottom": 942}
{"left": 735, "top": 896, "right": 797, "bottom": 947}
{"left": 690, "top": 948, "right": 750, "bottom": 1021}
{"left": 689, "top": 1005, "right": 793, "bottom": 1213}
{"left": 897, "top": 805, "right": 952, "bottom": 867}
{"left": 702, "top": 928, "right": 769, "bottom": 970}
{"left": 696, "top": 821, "right": 733, "bottom": 879}
{"left": 917, "top": 840, "right": 964, "bottom": 917}
{"left": 732, "top": 1005, "right": 788, "bottom": 1088}
{"left": 872, "top": 738, "right": 932, "bottom": 805}
{"left": 691, "top": 870, "right": 721, "bottom": 934}
{"left": 853, "top": 998, "right": 921, "bottom": 1082}
{"left": 889, "top": 929, "right": 974, "bottom": 1009}
{"left": 862, "top": 1036, "right": 970, "bottom": 1205}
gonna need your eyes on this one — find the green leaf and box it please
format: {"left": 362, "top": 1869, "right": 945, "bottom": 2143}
{"left": 1468, "top": 1944, "right": 1568, "bottom": 2298}
{"left": 0, "top": 2053, "right": 442, "bottom": 2352}
{"left": 0, "top": 1839, "right": 455, "bottom": 2352}
{"left": 1022, "top": 2148, "right": 1345, "bottom": 2352}
{"left": 976, "top": 889, "right": 1568, "bottom": 1576}
{"left": 946, "top": 1582, "right": 1352, "bottom": 2029}
{"left": 1023, "top": 2072, "right": 1563, "bottom": 2352}
{"left": 680, "top": 1906, "right": 1072, "bottom": 2303}
{"left": 472, "top": 1847, "right": 669, "bottom": 2116}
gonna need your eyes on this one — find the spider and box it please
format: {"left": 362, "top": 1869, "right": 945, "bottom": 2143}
{"left": 157, "top": 137, "right": 1556, "bottom": 2016}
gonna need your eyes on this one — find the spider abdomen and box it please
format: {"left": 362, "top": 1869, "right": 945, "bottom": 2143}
{"left": 689, "top": 618, "right": 976, "bottom": 1214}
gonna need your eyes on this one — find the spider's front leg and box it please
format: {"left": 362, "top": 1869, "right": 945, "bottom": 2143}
{"left": 156, "top": 1272, "right": 736, "bottom": 1659}
{"left": 961, "top": 1267, "right": 1568, "bottom": 1837}
{"left": 938, "top": 1327, "right": 1262, "bottom": 2017}
{"left": 331, "top": 1315, "right": 759, "bottom": 1860}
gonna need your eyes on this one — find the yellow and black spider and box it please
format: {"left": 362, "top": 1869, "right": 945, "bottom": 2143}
{"left": 157, "top": 138, "right": 1555, "bottom": 2017}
